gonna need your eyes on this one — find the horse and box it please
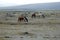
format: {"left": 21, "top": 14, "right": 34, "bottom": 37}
{"left": 31, "top": 13, "right": 45, "bottom": 18}
{"left": 31, "top": 13, "right": 36, "bottom": 18}
{"left": 18, "top": 16, "right": 28, "bottom": 22}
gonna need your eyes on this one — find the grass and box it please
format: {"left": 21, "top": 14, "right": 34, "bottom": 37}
{"left": 0, "top": 19, "right": 60, "bottom": 25}
{"left": 0, "top": 38, "right": 4, "bottom": 40}
{"left": 48, "top": 19, "right": 60, "bottom": 24}
{"left": 0, "top": 10, "right": 60, "bottom": 40}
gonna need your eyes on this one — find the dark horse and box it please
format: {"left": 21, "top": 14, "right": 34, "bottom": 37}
{"left": 31, "top": 13, "right": 45, "bottom": 18}
{"left": 31, "top": 13, "right": 36, "bottom": 18}
{"left": 18, "top": 16, "right": 28, "bottom": 22}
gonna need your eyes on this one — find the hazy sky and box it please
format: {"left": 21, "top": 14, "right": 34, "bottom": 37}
{"left": 0, "top": 0, "right": 60, "bottom": 7}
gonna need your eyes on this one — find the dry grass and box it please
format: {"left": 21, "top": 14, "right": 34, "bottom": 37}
{"left": 48, "top": 19, "right": 60, "bottom": 24}
{"left": 0, "top": 38, "right": 4, "bottom": 40}
{"left": 0, "top": 10, "right": 60, "bottom": 40}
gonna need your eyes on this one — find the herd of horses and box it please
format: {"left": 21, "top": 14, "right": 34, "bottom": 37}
{"left": 5, "top": 12, "right": 45, "bottom": 22}
{"left": 18, "top": 13, "right": 45, "bottom": 22}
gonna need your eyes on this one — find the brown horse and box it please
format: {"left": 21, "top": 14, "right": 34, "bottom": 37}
{"left": 18, "top": 16, "right": 28, "bottom": 22}
{"left": 31, "top": 13, "right": 45, "bottom": 18}
{"left": 31, "top": 13, "right": 36, "bottom": 18}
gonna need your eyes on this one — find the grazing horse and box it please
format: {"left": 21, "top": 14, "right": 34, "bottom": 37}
{"left": 31, "top": 13, "right": 36, "bottom": 18}
{"left": 18, "top": 16, "right": 28, "bottom": 22}
{"left": 31, "top": 13, "right": 45, "bottom": 18}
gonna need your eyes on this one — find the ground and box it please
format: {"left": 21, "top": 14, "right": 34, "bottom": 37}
{"left": 0, "top": 10, "right": 60, "bottom": 40}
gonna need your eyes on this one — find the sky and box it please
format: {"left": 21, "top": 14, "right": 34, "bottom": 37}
{"left": 0, "top": 0, "right": 60, "bottom": 7}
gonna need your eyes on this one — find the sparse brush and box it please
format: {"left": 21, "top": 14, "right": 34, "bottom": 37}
{"left": 17, "top": 32, "right": 35, "bottom": 36}
{"left": 0, "top": 38, "right": 4, "bottom": 40}
{"left": 48, "top": 19, "right": 60, "bottom": 24}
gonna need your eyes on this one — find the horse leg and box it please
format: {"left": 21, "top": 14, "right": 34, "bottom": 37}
{"left": 24, "top": 17, "right": 28, "bottom": 22}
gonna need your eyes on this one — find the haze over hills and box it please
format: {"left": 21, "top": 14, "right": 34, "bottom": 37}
{"left": 0, "top": 2, "right": 60, "bottom": 11}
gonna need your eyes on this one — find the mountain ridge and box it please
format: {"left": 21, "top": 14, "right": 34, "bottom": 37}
{"left": 0, "top": 2, "right": 60, "bottom": 11}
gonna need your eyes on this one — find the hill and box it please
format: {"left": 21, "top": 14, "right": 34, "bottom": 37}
{"left": 0, "top": 2, "right": 60, "bottom": 11}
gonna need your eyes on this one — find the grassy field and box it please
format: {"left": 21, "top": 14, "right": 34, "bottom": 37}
{"left": 0, "top": 10, "right": 60, "bottom": 40}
